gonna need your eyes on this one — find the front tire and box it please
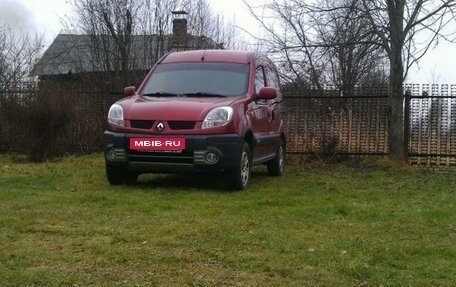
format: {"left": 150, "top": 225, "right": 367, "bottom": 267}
{"left": 106, "top": 164, "right": 138, "bottom": 185}
{"left": 267, "top": 139, "right": 285, "bottom": 176}
{"left": 226, "top": 143, "right": 251, "bottom": 191}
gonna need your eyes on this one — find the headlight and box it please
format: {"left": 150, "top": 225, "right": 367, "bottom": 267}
{"left": 107, "top": 104, "right": 124, "bottom": 127}
{"left": 202, "top": 107, "right": 233, "bottom": 129}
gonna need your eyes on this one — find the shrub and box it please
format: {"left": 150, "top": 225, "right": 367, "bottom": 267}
{"left": 27, "top": 92, "right": 72, "bottom": 162}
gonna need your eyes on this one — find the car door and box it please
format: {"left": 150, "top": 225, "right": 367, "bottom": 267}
{"left": 265, "top": 60, "right": 284, "bottom": 139}
{"left": 256, "top": 59, "right": 282, "bottom": 155}
{"left": 249, "top": 64, "right": 270, "bottom": 158}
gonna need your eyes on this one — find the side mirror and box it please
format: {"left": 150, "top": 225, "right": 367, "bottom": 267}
{"left": 257, "top": 87, "right": 277, "bottom": 100}
{"left": 124, "top": 86, "right": 136, "bottom": 97}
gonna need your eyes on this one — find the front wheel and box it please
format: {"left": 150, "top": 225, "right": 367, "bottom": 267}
{"left": 267, "top": 139, "right": 285, "bottom": 176}
{"left": 106, "top": 164, "right": 138, "bottom": 185}
{"left": 226, "top": 143, "right": 251, "bottom": 191}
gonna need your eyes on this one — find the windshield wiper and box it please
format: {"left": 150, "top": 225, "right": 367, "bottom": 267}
{"left": 183, "top": 92, "right": 227, "bottom": 98}
{"left": 142, "top": 92, "right": 185, "bottom": 97}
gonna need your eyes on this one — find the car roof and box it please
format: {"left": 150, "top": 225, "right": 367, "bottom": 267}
{"left": 161, "top": 50, "right": 255, "bottom": 64}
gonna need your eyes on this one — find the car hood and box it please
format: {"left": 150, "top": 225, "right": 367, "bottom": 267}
{"left": 119, "top": 96, "right": 241, "bottom": 121}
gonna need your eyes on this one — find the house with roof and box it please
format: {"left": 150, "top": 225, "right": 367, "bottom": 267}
{"left": 32, "top": 15, "right": 220, "bottom": 89}
{"left": 27, "top": 14, "right": 222, "bottom": 154}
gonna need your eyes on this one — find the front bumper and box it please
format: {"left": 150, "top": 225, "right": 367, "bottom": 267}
{"left": 104, "top": 131, "right": 243, "bottom": 173}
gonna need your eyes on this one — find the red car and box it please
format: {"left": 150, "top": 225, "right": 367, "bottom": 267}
{"left": 104, "top": 50, "right": 285, "bottom": 190}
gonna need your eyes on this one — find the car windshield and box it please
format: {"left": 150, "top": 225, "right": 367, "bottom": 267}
{"left": 141, "top": 62, "right": 249, "bottom": 97}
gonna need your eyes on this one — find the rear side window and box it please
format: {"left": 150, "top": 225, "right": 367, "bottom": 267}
{"left": 142, "top": 62, "right": 249, "bottom": 97}
{"left": 255, "top": 66, "right": 266, "bottom": 93}
{"left": 266, "top": 66, "right": 280, "bottom": 90}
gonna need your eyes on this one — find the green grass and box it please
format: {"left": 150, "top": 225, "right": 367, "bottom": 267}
{"left": 0, "top": 154, "right": 455, "bottom": 286}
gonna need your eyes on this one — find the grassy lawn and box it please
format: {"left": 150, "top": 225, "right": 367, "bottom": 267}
{"left": 0, "top": 154, "right": 455, "bottom": 286}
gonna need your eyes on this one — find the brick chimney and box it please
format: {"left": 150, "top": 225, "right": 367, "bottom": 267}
{"left": 172, "top": 11, "right": 188, "bottom": 49}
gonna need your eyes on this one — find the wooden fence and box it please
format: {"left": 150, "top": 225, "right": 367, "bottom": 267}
{"left": 2, "top": 81, "right": 456, "bottom": 167}
{"left": 284, "top": 95, "right": 388, "bottom": 155}
{"left": 0, "top": 81, "right": 120, "bottom": 156}
{"left": 406, "top": 84, "right": 456, "bottom": 166}
{"left": 284, "top": 84, "right": 456, "bottom": 167}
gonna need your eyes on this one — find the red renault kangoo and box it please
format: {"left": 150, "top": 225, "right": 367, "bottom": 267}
{"left": 104, "top": 50, "right": 285, "bottom": 190}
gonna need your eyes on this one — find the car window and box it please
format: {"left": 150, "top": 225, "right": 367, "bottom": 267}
{"left": 255, "top": 66, "right": 266, "bottom": 94}
{"left": 142, "top": 62, "right": 250, "bottom": 97}
{"left": 266, "top": 66, "right": 280, "bottom": 90}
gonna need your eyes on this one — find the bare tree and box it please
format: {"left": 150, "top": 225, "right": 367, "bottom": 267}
{"left": 244, "top": 0, "right": 387, "bottom": 92}
{"left": 314, "top": 0, "right": 388, "bottom": 95}
{"left": 247, "top": 0, "right": 456, "bottom": 159}
{"left": 355, "top": 0, "right": 456, "bottom": 159}
{"left": 137, "top": 0, "right": 179, "bottom": 61}
{"left": 100, "top": 1, "right": 135, "bottom": 82}
{"left": 186, "top": 0, "right": 237, "bottom": 49}
{"left": 0, "top": 25, "right": 43, "bottom": 91}
{"left": 244, "top": 0, "right": 324, "bottom": 88}
{"left": 67, "top": 0, "right": 239, "bottom": 83}
{"left": 69, "top": 0, "right": 140, "bottom": 83}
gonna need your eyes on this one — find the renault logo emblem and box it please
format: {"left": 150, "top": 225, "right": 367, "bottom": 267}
{"left": 156, "top": 122, "right": 165, "bottom": 132}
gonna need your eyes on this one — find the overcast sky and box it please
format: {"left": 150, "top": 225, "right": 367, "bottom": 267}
{"left": 1, "top": 0, "right": 455, "bottom": 84}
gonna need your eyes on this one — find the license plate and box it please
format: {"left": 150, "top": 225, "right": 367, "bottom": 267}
{"left": 129, "top": 138, "right": 186, "bottom": 151}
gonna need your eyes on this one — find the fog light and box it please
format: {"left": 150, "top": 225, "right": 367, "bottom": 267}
{"left": 106, "top": 148, "right": 126, "bottom": 161}
{"left": 205, "top": 152, "right": 219, "bottom": 164}
{"left": 107, "top": 149, "right": 116, "bottom": 161}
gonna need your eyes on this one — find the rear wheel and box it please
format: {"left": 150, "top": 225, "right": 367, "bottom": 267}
{"left": 267, "top": 139, "right": 285, "bottom": 176}
{"left": 226, "top": 143, "right": 251, "bottom": 191}
{"left": 106, "top": 164, "right": 138, "bottom": 185}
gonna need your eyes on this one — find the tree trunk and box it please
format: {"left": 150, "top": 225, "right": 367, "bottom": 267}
{"left": 387, "top": 46, "right": 405, "bottom": 160}
{"left": 120, "top": 46, "right": 129, "bottom": 84}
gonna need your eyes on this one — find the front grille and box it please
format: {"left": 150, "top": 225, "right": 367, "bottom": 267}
{"left": 130, "top": 120, "right": 154, "bottom": 129}
{"left": 128, "top": 150, "right": 194, "bottom": 164}
{"left": 168, "top": 121, "right": 195, "bottom": 130}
